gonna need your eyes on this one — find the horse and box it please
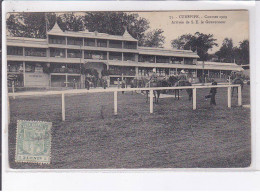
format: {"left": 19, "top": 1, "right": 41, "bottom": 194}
{"left": 144, "top": 79, "right": 163, "bottom": 104}
{"left": 231, "top": 78, "right": 244, "bottom": 97}
{"left": 130, "top": 78, "right": 146, "bottom": 95}
{"left": 174, "top": 80, "right": 193, "bottom": 101}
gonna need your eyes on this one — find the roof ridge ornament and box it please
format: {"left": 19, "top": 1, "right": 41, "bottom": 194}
{"left": 48, "top": 22, "right": 63, "bottom": 34}
{"left": 123, "top": 26, "right": 135, "bottom": 40}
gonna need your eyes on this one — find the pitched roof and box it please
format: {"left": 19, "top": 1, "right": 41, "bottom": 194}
{"left": 47, "top": 23, "right": 137, "bottom": 41}
{"left": 48, "top": 22, "right": 64, "bottom": 34}
{"left": 122, "top": 29, "right": 136, "bottom": 41}
{"left": 138, "top": 47, "right": 199, "bottom": 58}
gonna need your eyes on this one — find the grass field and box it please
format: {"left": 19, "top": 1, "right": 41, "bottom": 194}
{"left": 8, "top": 85, "right": 251, "bottom": 168}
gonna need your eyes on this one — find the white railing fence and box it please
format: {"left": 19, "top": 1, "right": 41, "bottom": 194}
{"left": 8, "top": 84, "right": 242, "bottom": 122}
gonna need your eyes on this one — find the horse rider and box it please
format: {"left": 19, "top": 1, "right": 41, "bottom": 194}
{"left": 179, "top": 69, "right": 187, "bottom": 81}
{"left": 150, "top": 69, "right": 158, "bottom": 83}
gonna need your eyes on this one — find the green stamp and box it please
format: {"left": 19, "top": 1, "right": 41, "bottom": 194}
{"left": 15, "top": 120, "right": 52, "bottom": 164}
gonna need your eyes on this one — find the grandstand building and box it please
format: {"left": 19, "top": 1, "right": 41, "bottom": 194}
{"left": 7, "top": 23, "right": 243, "bottom": 88}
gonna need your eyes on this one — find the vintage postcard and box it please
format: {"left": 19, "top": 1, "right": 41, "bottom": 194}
{"left": 5, "top": 10, "right": 250, "bottom": 169}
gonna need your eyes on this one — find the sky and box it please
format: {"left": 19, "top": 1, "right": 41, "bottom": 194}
{"left": 136, "top": 10, "right": 249, "bottom": 53}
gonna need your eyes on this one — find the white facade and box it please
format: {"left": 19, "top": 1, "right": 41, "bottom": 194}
{"left": 7, "top": 23, "right": 243, "bottom": 88}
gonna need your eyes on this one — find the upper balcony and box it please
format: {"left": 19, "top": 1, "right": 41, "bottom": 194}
{"left": 67, "top": 37, "right": 83, "bottom": 46}
{"left": 67, "top": 49, "right": 82, "bottom": 58}
{"left": 84, "top": 51, "right": 107, "bottom": 60}
{"left": 25, "top": 47, "right": 47, "bottom": 57}
{"left": 7, "top": 46, "right": 23, "bottom": 56}
{"left": 49, "top": 35, "right": 66, "bottom": 45}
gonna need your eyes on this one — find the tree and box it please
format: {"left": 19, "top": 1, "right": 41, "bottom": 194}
{"left": 7, "top": 13, "right": 48, "bottom": 38}
{"left": 6, "top": 12, "right": 86, "bottom": 38}
{"left": 84, "top": 12, "right": 151, "bottom": 46}
{"left": 57, "top": 13, "right": 85, "bottom": 31}
{"left": 6, "top": 12, "right": 166, "bottom": 48}
{"left": 171, "top": 32, "right": 218, "bottom": 61}
{"left": 141, "top": 29, "right": 165, "bottom": 48}
{"left": 215, "top": 38, "right": 234, "bottom": 63}
{"left": 233, "top": 40, "right": 249, "bottom": 65}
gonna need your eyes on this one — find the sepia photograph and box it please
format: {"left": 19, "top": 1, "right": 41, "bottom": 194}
{"left": 5, "top": 10, "right": 251, "bottom": 169}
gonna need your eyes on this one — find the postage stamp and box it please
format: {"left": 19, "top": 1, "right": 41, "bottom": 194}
{"left": 15, "top": 120, "right": 52, "bottom": 164}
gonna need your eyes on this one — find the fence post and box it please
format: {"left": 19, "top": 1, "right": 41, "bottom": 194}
{"left": 62, "top": 93, "right": 65, "bottom": 121}
{"left": 228, "top": 86, "right": 231, "bottom": 108}
{"left": 150, "top": 89, "right": 153, "bottom": 113}
{"left": 238, "top": 85, "right": 242, "bottom": 106}
{"left": 193, "top": 88, "right": 197, "bottom": 110}
{"left": 114, "top": 91, "right": 118, "bottom": 115}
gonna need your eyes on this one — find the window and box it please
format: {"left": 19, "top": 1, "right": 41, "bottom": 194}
{"left": 138, "top": 55, "right": 155, "bottom": 63}
{"left": 109, "top": 40, "right": 122, "bottom": 48}
{"left": 109, "top": 52, "right": 122, "bottom": 61}
{"left": 84, "top": 38, "right": 95, "bottom": 47}
{"left": 170, "top": 57, "right": 183, "bottom": 64}
{"left": 156, "top": 56, "right": 170, "bottom": 63}
{"left": 84, "top": 51, "right": 107, "bottom": 60}
{"left": 49, "top": 35, "right": 66, "bottom": 44}
{"left": 7, "top": 61, "right": 23, "bottom": 72}
{"left": 25, "top": 48, "right": 46, "bottom": 57}
{"left": 124, "top": 41, "right": 137, "bottom": 49}
{"left": 97, "top": 39, "right": 107, "bottom": 47}
{"left": 184, "top": 58, "right": 193, "bottom": 65}
{"left": 67, "top": 37, "right": 83, "bottom": 46}
{"left": 50, "top": 48, "right": 65, "bottom": 58}
{"left": 7, "top": 46, "right": 23, "bottom": 56}
{"left": 67, "top": 49, "right": 82, "bottom": 58}
{"left": 123, "top": 53, "right": 135, "bottom": 61}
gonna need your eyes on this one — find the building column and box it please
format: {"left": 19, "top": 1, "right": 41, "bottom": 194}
{"left": 23, "top": 61, "right": 26, "bottom": 87}
{"left": 155, "top": 56, "right": 157, "bottom": 63}
{"left": 107, "top": 52, "right": 109, "bottom": 61}
{"left": 195, "top": 69, "right": 197, "bottom": 77}
{"left": 46, "top": 48, "right": 50, "bottom": 58}
{"left": 135, "top": 54, "right": 138, "bottom": 62}
{"left": 135, "top": 66, "right": 139, "bottom": 77}
{"left": 176, "top": 68, "right": 178, "bottom": 75}
{"left": 23, "top": 47, "right": 25, "bottom": 56}
{"left": 122, "top": 41, "right": 124, "bottom": 49}
{"left": 220, "top": 70, "right": 222, "bottom": 78}
{"left": 107, "top": 40, "right": 109, "bottom": 48}
{"left": 183, "top": 58, "right": 185, "bottom": 64}
{"left": 122, "top": 52, "right": 124, "bottom": 61}
{"left": 95, "top": 39, "right": 97, "bottom": 47}
{"left": 65, "top": 37, "right": 67, "bottom": 45}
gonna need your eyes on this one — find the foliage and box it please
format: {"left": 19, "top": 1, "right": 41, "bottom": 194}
{"left": 142, "top": 29, "right": 165, "bottom": 48}
{"left": 171, "top": 32, "right": 218, "bottom": 61}
{"left": 214, "top": 39, "right": 249, "bottom": 65}
{"left": 57, "top": 13, "right": 85, "bottom": 31}
{"left": 215, "top": 38, "right": 234, "bottom": 63}
{"left": 6, "top": 12, "right": 165, "bottom": 47}
{"left": 84, "top": 12, "right": 150, "bottom": 46}
{"left": 235, "top": 40, "right": 249, "bottom": 65}
{"left": 7, "top": 13, "right": 48, "bottom": 38}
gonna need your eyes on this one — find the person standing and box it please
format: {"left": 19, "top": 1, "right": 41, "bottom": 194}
{"left": 121, "top": 79, "right": 126, "bottom": 94}
{"left": 205, "top": 80, "right": 217, "bottom": 105}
